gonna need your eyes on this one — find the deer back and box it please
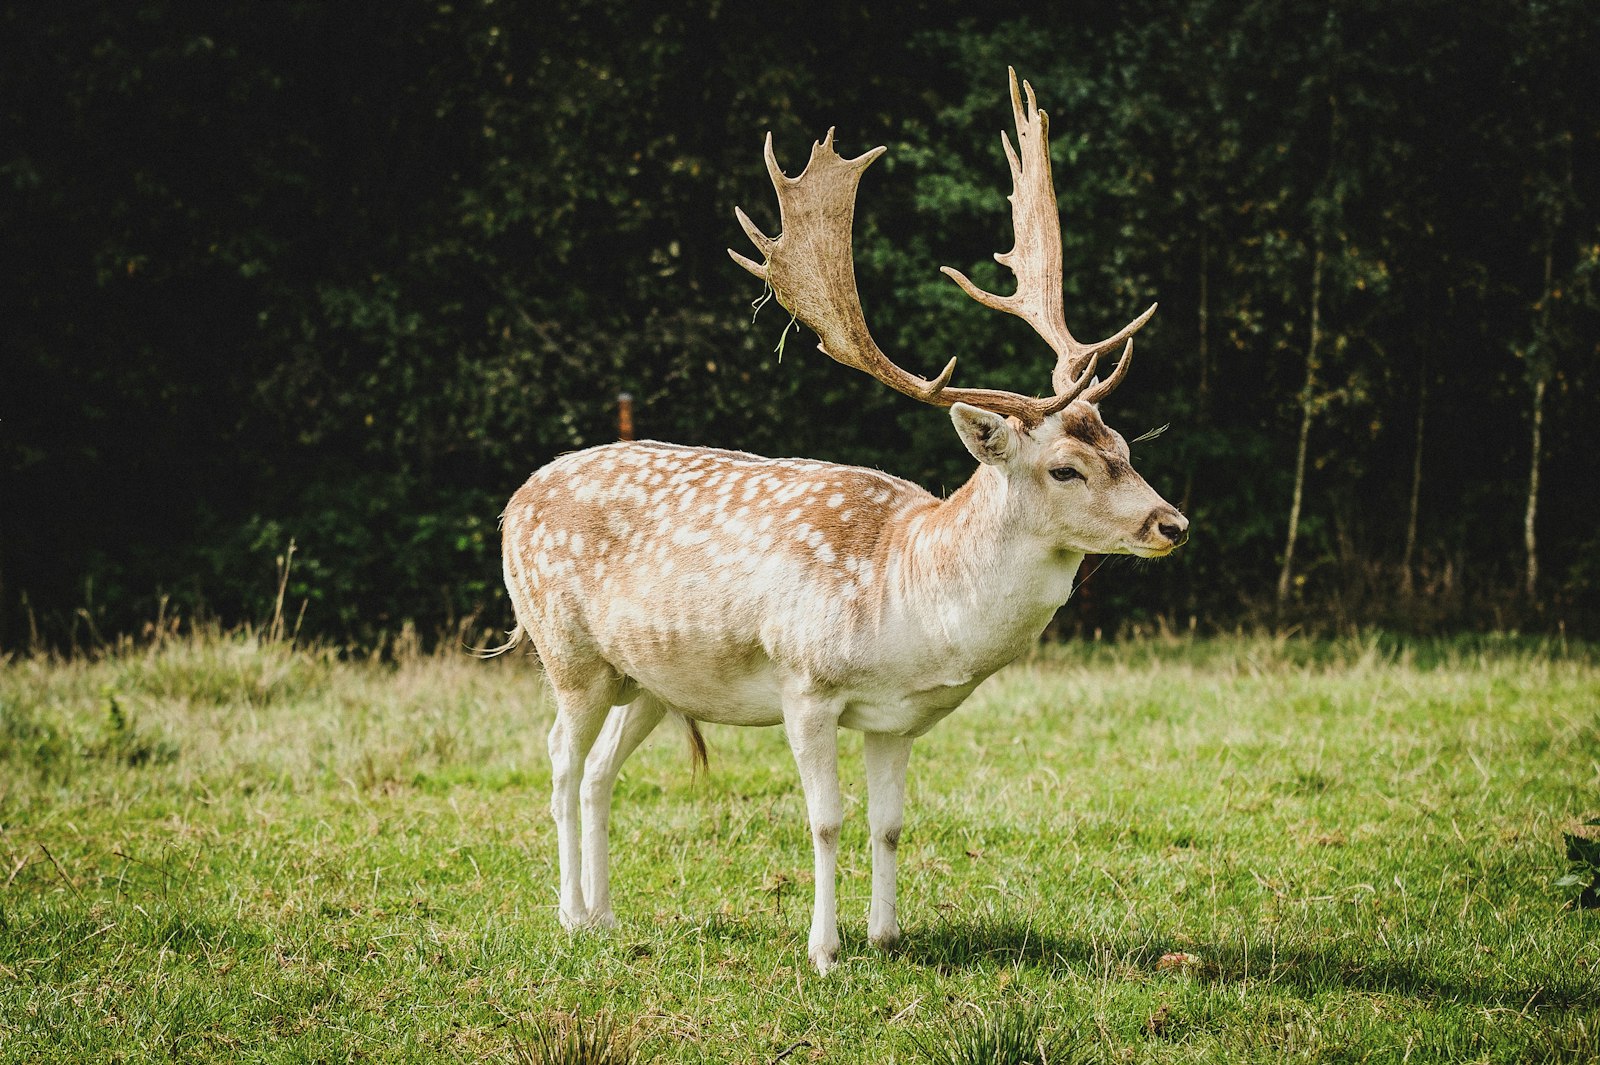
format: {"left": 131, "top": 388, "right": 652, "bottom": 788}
{"left": 502, "top": 441, "right": 948, "bottom": 698}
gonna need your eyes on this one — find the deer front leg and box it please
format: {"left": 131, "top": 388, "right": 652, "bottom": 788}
{"left": 863, "top": 732, "right": 913, "bottom": 950}
{"left": 783, "top": 695, "right": 844, "bottom": 974}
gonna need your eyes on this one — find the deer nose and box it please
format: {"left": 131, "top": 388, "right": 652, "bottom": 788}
{"left": 1157, "top": 513, "right": 1189, "bottom": 547}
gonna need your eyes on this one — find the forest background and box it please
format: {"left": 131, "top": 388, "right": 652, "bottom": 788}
{"left": 3, "top": 0, "right": 1597, "bottom": 651}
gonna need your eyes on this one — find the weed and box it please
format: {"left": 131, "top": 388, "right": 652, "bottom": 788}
{"left": 1558, "top": 817, "right": 1600, "bottom": 909}
{"left": 509, "top": 1011, "right": 646, "bottom": 1065}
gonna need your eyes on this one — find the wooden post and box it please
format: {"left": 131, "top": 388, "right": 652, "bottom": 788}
{"left": 617, "top": 392, "right": 634, "bottom": 442}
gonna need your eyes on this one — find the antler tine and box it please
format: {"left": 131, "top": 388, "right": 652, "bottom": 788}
{"left": 1079, "top": 339, "right": 1131, "bottom": 405}
{"left": 729, "top": 208, "right": 772, "bottom": 280}
{"left": 1052, "top": 302, "right": 1157, "bottom": 397}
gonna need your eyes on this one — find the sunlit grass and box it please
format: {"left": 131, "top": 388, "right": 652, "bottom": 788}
{"left": 2, "top": 632, "right": 1597, "bottom": 1062}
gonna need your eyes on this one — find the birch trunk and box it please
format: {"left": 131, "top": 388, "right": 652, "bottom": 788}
{"left": 1400, "top": 370, "right": 1426, "bottom": 598}
{"left": 1524, "top": 243, "right": 1553, "bottom": 602}
{"left": 1524, "top": 375, "right": 1545, "bottom": 601}
{"left": 1277, "top": 241, "right": 1324, "bottom": 607}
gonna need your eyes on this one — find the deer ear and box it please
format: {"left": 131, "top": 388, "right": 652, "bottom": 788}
{"left": 951, "top": 403, "right": 1018, "bottom": 465}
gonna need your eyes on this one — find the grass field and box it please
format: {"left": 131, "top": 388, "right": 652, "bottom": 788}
{"left": 2, "top": 631, "right": 1598, "bottom": 1062}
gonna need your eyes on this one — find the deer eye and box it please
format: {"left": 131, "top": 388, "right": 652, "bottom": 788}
{"left": 1049, "top": 466, "right": 1083, "bottom": 483}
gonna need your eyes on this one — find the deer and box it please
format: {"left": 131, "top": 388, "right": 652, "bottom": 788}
{"left": 498, "top": 69, "right": 1188, "bottom": 974}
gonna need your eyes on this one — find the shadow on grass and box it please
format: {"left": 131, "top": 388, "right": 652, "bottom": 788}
{"left": 895, "top": 916, "right": 1596, "bottom": 1012}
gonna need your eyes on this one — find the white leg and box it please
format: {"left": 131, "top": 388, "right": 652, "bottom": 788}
{"left": 783, "top": 695, "right": 844, "bottom": 974}
{"left": 580, "top": 696, "right": 668, "bottom": 927}
{"left": 547, "top": 677, "right": 617, "bottom": 929}
{"left": 864, "top": 732, "right": 913, "bottom": 950}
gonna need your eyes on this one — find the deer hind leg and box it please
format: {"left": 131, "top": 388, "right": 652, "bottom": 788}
{"left": 546, "top": 668, "right": 625, "bottom": 929}
{"left": 783, "top": 691, "right": 846, "bottom": 974}
{"left": 863, "top": 732, "right": 913, "bottom": 950}
{"left": 579, "top": 694, "right": 668, "bottom": 928}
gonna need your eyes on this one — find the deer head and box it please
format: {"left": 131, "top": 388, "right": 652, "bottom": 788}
{"left": 730, "top": 68, "right": 1187, "bottom": 560}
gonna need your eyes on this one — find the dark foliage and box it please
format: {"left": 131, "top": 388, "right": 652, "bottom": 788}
{"left": 3, "top": 0, "right": 1596, "bottom": 648}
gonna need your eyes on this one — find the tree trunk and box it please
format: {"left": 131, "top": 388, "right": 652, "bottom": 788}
{"left": 1524, "top": 243, "right": 1553, "bottom": 603}
{"left": 1181, "top": 235, "right": 1210, "bottom": 516}
{"left": 1400, "top": 369, "right": 1426, "bottom": 598}
{"left": 1525, "top": 374, "right": 1545, "bottom": 602}
{"left": 1278, "top": 241, "right": 1324, "bottom": 608}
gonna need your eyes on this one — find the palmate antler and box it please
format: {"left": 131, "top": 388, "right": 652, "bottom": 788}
{"left": 729, "top": 68, "right": 1157, "bottom": 426}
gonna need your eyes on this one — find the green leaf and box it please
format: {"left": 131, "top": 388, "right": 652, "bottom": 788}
{"left": 1565, "top": 833, "right": 1600, "bottom": 869}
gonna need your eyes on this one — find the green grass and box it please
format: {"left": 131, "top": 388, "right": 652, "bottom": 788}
{"left": 2, "top": 632, "right": 1598, "bottom": 1062}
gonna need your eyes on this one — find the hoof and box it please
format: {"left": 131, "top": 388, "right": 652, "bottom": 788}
{"left": 809, "top": 942, "right": 840, "bottom": 975}
{"left": 868, "top": 927, "right": 901, "bottom": 951}
{"left": 560, "top": 908, "right": 617, "bottom": 933}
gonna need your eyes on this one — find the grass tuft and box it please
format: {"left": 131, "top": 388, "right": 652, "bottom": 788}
{"left": 87, "top": 688, "right": 180, "bottom": 767}
{"left": 509, "top": 1011, "right": 646, "bottom": 1065}
{"left": 910, "top": 1004, "right": 1089, "bottom": 1065}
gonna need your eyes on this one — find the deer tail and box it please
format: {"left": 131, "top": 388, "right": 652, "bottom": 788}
{"left": 676, "top": 712, "right": 709, "bottom": 777}
{"left": 468, "top": 624, "right": 525, "bottom": 659}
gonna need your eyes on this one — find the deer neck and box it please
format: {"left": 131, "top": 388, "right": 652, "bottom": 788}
{"left": 886, "top": 463, "right": 1082, "bottom": 667}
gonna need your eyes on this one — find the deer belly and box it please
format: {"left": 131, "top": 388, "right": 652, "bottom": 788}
{"left": 601, "top": 635, "right": 788, "bottom": 727}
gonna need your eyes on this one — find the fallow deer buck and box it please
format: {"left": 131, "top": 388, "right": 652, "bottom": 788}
{"left": 500, "top": 70, "right": 1187, "bottom": 973}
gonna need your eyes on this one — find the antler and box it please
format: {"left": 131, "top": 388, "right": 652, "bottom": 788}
{"left": 729, "top": 131, "right": 957, "bottom": 405}
{"left": 939, "top": 68, "right": 1157, "bottom": 405}
{"left": 730, "top": 133, "right": 1089, "bottom": 426}
{"left": 729, "top": 70, "right": 1157, "bottom": 424}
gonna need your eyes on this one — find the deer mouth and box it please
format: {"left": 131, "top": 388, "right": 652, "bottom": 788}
{"left": 1126, "top": 530, "right": 1188, "bottom": 558}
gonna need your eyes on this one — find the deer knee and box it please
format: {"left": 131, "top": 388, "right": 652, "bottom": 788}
{"left": 875, "top": 825, "right": 901, "bottom": 852}
{"left": 812, "top": 820, "right": 841, "bottom": 850}
{"left": 580, "top": 771, "right": 614, "bottom": 809}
